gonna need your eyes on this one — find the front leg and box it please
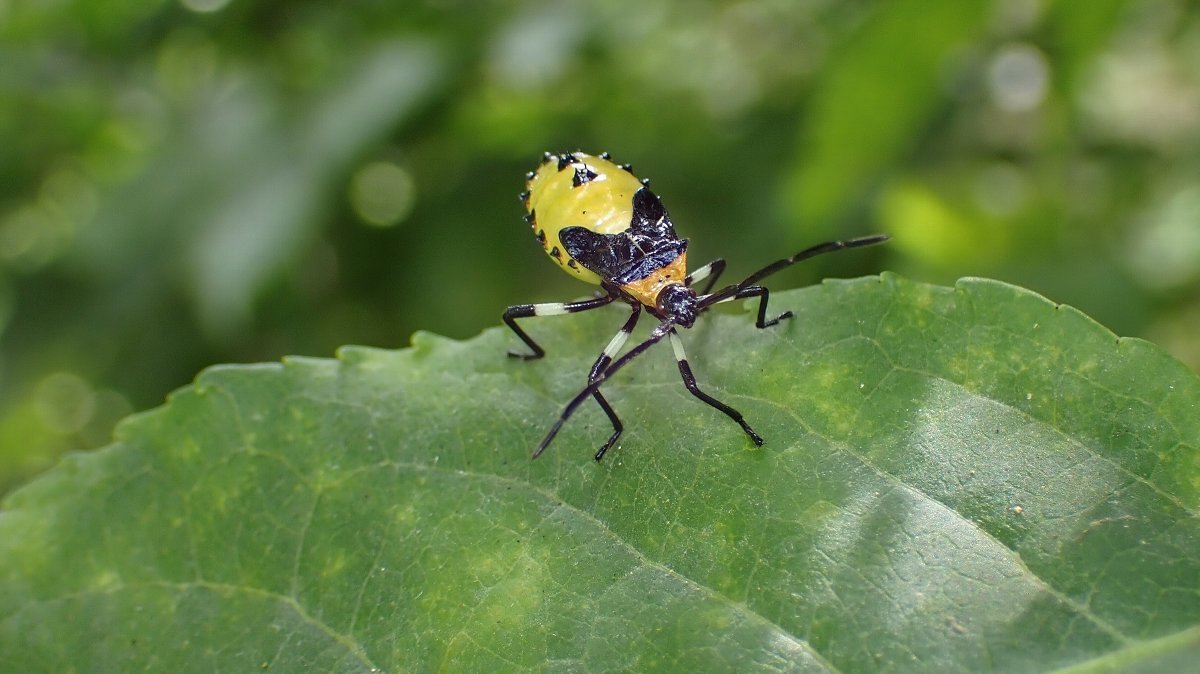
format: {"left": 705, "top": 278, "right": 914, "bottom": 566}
{"left": 668, "top": 329, "right": 763, "bottom": 445}
{"left": 734, "top": 285, "right": 792, "bottom": 329}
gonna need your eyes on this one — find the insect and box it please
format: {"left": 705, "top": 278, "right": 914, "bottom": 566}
{"left": 505, "top": 151, "right": 887, "bottom": 461}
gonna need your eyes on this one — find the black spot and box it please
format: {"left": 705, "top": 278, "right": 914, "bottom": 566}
{"left": 620, "top": 163, "right": 633, "bottom": 173}
{"left": 524, "top": 210, "right": 536, "bottom": 225}
{"left": 518, "top": 190, "right": 530, "bottom": 204}
{"left": 524, "top": 171, "right": 536, "bottom": 180}
{"left": 640, "top": 178, "right": 650, "bottom": 186}
{"left": 572, "top": 165, "right": 599, "bottom": 187}
{"left": 535, "top": 228, "right": 546, "bottom": 244}
{"left": 541, "top": 151, "right": 553, "bottom": 163}
{"left": 557, "top": 153, "right": 575, "bottom": 171}
{"left": 550, "top": 246, "right": 562, "bottom": 259}
{"left": 599, "top": 151, "right": 611, "bottom": 159}
{"left": 567, "top": 259, "right": 578, "bottom": 269}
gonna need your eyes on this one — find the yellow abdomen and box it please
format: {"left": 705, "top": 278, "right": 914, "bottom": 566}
{"left": 523, "top": 152, "right": 647, "bottom": 285}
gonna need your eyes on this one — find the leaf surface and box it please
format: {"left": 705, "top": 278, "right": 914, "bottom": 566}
{"left": 2, "top": 274, "right": 1198, "bottom": 673}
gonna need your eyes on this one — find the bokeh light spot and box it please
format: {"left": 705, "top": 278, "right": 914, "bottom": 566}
{"left": 988, "top": 43, "right": 1049, "bottom": 112}
{"left": 489, "top": 6, "right": 583, "bottom": 89}
{"left": 180, "top": 0, "right": 232, "bottom": 14}
{"left": 1127, "top": 187, "right": 1200, "bottom": 290}
{"left": 34, "top": 373, "right": 96, "bottom": 435}
{"left": 156, "top": 31, "right": 220, "bottom": 101}
{"left": 350, "top": 161, "right": 416, "bottom": 228}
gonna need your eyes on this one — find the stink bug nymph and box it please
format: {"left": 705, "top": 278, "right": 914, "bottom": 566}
{"left": 505, "top": 151, "right": 887, "bottom": 461}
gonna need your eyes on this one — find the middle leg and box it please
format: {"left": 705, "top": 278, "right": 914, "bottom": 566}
{"left": 685, "top": 258, "right": 727, "bottom": 295}
{"left": 587, "top": 303, "right": 642, "bottom": 461}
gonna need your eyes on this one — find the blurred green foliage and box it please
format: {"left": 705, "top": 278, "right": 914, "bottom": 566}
{"left": 2, "top": 0, "right": 1198, "bottom": 495}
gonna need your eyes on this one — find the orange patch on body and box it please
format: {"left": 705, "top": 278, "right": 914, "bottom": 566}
{"left": 621, "top": 252, "right": 688, "bottom": 308}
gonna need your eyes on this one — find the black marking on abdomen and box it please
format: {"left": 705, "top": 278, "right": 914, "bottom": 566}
{"left": 572, "top": 165, "right": 599, "bottom": 187}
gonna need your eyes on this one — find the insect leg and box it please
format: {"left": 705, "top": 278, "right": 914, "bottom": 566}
{"left": 534, "top": 320, "right": 674, "bottom": 460}
{"left": 588, "top": 303, "right": 642, "bottom": 461}
{"left": 685, "top": 258, "right": 726, "bottom": 295}
{"left": 503, "top": 291, "right": 617, "bottom": 359}
{"left": 732, "top": 285, "right": 793, "bottom": 328}
{"left": 668, "top": 329, "right": 763, "bottom": 446}
{"left": 698, "top": 234, "right": 889, "bottom": 309}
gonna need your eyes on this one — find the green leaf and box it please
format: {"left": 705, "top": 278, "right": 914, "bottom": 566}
{"left": 2, "top": 274, "right": 1197, "bottom": 673}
